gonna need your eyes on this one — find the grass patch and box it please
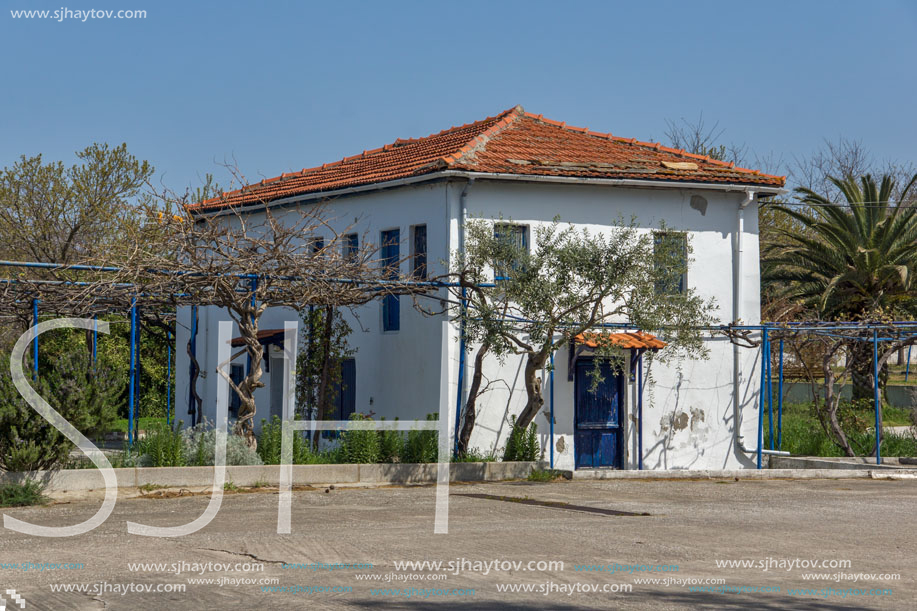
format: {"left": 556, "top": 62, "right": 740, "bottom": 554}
{"left": 765, "top": 403, "right": 917, "bottom": 457}
{"left": 139, "top": 483, "right": 167, "bottom": 493}
{"left": 452, "top": 448, "right": 498, "bottom": 463}
{"left": 251, "top": 479, "right": 271, "bottom": 489}
{"left": 527, "top": 468, "right": 564, "bottom": 482}
{"left": 223, "top": 481, "right": 239, "bottom": 492}
{"left": 109, "top": 417, "right": 169, "bottom": 434}
{"left": 0, "top": 480, "right": 48, "bottom": 507}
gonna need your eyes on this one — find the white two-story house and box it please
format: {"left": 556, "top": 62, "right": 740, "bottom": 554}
{"left": 175, "top": 105, "right": 785, "bottom": 471}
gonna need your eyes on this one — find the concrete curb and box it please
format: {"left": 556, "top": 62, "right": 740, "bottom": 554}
{"left": 769, "top": 455, "right": 917, "bottom": 470}
{"left": 568, "top": 468, "right": 917, "bottom": 480}
{"left": 0, "top": 461, "right": 549, "bottom": 493}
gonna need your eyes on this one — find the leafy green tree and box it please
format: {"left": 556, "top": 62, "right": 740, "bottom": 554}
{"left": 765, "top": 173, "right": 917, "bottom": 398}
{"left": 0, "top": 143, "right": 152, "bottom": 265}
{"left": 0, "top": 349, "right": 121, "bottom": 472}
{"left": 453, "top": 217, "right": 717, "bottom": 436}
{"left": 296, "top": 306, "right": 355, "bottom": 448}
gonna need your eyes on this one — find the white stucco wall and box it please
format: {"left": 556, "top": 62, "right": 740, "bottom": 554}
{"left": 175, "top": 176, "right": 765, "bottom": 470}
{"left": 459, "top": 180, "right": 762, "bottom": 470}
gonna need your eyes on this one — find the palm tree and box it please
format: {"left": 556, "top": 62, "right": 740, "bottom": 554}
{"left": 765, "top": 172, "right": 917, "bottom": 399}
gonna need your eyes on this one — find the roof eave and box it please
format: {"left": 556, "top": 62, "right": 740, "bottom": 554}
{"left": 189, "top": 169, "right": 786, "bottom": 218}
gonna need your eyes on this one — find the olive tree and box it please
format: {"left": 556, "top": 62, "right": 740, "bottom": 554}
{"left": 450, "top": 217, "right": 717, "bottom": 444}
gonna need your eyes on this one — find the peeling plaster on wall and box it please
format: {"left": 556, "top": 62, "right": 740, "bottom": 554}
{"left": 690, "top": 407, "right": 706, "bottom": 431}
{"left": 673, "top": 412, "right": 690, "bottom": 430}
{"left": 659, "top": 406, "right": 709, "bottom": 452}
{"left": 555, "top": 436, "right": 566, "bottom": 454}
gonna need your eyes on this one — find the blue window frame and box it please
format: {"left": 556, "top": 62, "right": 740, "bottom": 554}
{"left": 411, "top": 224, "right": 427, "bottom": 279}
{"left": 653, "top": 232, "right": 687, "bottom": 295}
{"left": 343, "top": 233, "right": 359, "bottom": 261}
{"left": 381, "top": 229, "right": 400, "bottom": 331}
{"left": 493, "top": 223, "right": 528, "bottom": 281}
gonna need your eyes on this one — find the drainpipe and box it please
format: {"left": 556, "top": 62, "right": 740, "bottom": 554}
{"left": 733, "top": 191, "right": 789, "bottom": 459}
{"left": 454, "top": 177, "right": 475, "bottom": 455}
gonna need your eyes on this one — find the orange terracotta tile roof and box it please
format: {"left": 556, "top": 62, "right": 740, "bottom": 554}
{"left": 190, "top": 105, "right": 785, "bottom": 212}
{"left": 575, "top": 331, "right": 667, "bottom": 350}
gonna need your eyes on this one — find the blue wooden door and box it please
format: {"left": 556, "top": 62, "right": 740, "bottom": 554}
{"left": 574, "top": 360, "right": 623, "bottom": 469}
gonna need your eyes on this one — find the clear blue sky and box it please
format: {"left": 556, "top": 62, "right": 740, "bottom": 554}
{"left": 2, "top": 0, "right": 915, "bottom": 193}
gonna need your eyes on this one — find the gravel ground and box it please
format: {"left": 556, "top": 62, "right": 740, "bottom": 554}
{"left": 0, "top": 478, "right": 914, "bottom": 610}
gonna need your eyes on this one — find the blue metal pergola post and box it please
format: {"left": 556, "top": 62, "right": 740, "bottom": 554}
{"left": 31, "top": 299, "right": 38, "bottom": 380}
{"left": 549, "top": 351, "right": 555, "bottom": 469}
{"left": 134, "top": 304, "right": 142, "bottom": 442}
{"left": 188, "top": 305, "right": 198, "bottom": 426}
{"left": 128, "top": 298, "right": 137, "bottom": 446}
{"left": 766, "top": 336, "right": 773, "bottom": 450}
{"left": 777, "top": 338, "right": 784, "bottom": 450}
{"left": 454, "top": 288, "right": 467, "bottom": 457}
{"left": 246, "top": 278, "right": 257, "bottom": 376}
{"left": 637, "top": 352, "right": 644, "bottom": 471}
{"left": 906, "top": 345, "right": 912, "bottom": 382}
{"left": 92, "top": 315, "right": 98, "bottom": 363}
{"left": 166, "top": 331, "right": 172, "bottom": 427}
{"left": 757, "top": 328, "right": 768, "bottom": 469}
{"left": 873, "top": 329, "right": 881, "bottom": 465}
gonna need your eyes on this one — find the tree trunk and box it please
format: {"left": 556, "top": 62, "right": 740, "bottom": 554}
{"left": 312, "top": 306, "right": 335, "bottom": 449}
{"left": 515, "top": 352, "right": 548, "bottom": 429}
{"left": 849, "top": 339, "right": 888, "bottom": 402}
{"left": 186, "top": 338, "right": 202, "bottom": 426}
{"left": 823, "top": 354, "right": 856, "bottom": 457}
{"left": 233, "top": 321, "right": 264, "bottom": 449}
{"left": 457, "top": 342, "right": 490, "bottom": 456}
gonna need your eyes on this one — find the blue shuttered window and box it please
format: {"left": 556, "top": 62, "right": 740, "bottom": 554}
{"left": 343, "top": 233, "right": 358, "bottom": 261}
{"left": 381, "top": 229, "right": 400, "bottom": 331}
{"left": 411, "top": 224, "right": 427, "bottom": 279}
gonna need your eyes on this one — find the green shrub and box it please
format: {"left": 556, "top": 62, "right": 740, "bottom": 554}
{"left": 0, "top": 350, "right": 121, "bottom": 472}
{"left": 402, "top": 413, "right": 438, "bottom": 463}
{"left": 339, "top": 414, "right": 380, "bottom": 464}
{"left": 257, "top": 416, "right": 322, "bottom": 465}
{"left": 453, "top": 448, "right": 497, "bottom": 462}
{"left": 0, "top": 479, "right": 48, "bottom": 507}
{"left": 378, "top": 418, "right": 404, "bottom": 463}
{"left": 503, "top": 416, "right": 539, "bottom": 462}
{"left": 180, "top": 422, "right": 263, "bottom": 466}
{"left": 135, "top": 422, "right": 185, "bottom": 467}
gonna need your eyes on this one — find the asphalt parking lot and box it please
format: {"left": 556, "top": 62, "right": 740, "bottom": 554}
{"left": 1, "top": 478, "right": 914, "bottom": 610}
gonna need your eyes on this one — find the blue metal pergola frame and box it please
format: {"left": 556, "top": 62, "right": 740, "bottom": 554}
{"left": 4, "top": 259, "right": 917, "bottom": 464}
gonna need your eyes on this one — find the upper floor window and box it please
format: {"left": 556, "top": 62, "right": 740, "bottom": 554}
{"left": 308, "top": 236, "right": 324, "bottom": 256}
{"left": 342, "top": 233, "right": 359, "bottom": 261}
{"left": 493, "top": 223, "right": 528, "bottom": 281}
{"left": 411, "top": 224, "right": 427, "bottom": 279}
{"left": 380, "top": 229, "right": 400, "bottom": 331}
{"left": 653, "top": 231, "right": 687, "bottom": 295}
